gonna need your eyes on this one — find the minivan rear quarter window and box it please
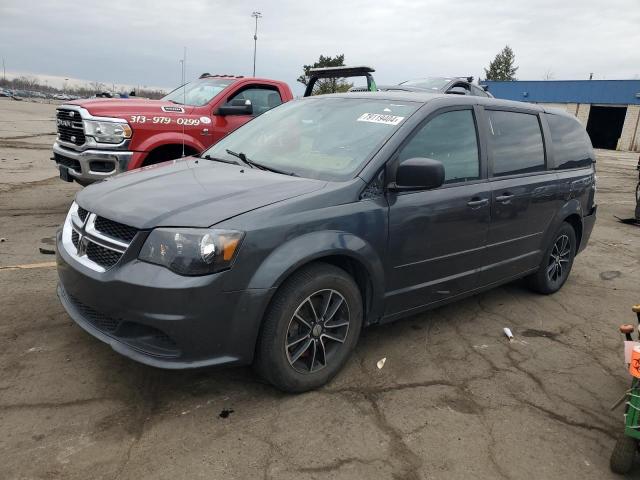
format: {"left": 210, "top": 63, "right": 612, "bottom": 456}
{"left": 545, "top": 113, "right": 594, "bottom": 169}
{"left": 488, "top": 110, "right": 545, "bottom": 177}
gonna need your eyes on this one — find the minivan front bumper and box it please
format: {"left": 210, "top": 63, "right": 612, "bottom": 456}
{"left": 55, "top": 228, "right": 274, "bottom": 369}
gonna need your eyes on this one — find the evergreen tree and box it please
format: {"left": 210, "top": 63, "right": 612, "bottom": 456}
{"left": 297, "top": 54, "right": 353, "bottom": 95}
{"left": 484, "top": 46, "right": 519, "bottom": 81}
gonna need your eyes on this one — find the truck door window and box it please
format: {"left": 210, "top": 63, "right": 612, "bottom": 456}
{"left": 227, "top": 88, "right": 282, "bottom": 116}
{"left": 487, "top": 110, "right": 545, "bottom": 176}
{"left": 397, "top": 109, "right": 480, "bottom": 184}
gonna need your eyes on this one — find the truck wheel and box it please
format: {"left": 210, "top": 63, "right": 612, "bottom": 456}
{"left": 527, "top": 222, "right": 576, "bottom": 295}
{"left": 610, "top": 433, "right": 637, "bottom": 474}
{"left": 254, "top": 263, "right": 362, "bottom": 393}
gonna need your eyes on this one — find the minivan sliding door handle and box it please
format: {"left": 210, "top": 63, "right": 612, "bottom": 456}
{"left": 496, "top": 193, "right": 514, "bottom": 203}
{"left": 467, "top": 198, "right": 489, "bottom": 208}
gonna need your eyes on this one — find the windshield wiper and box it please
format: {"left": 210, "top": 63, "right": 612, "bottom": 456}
{"left": 225, "top": 149, "right": 296, "bottom": 176}
{"left": 168, "top": 99, "right": 183, "bottom": 105}
{"left": 201, "top": 153, "right": 241, "bottom": 165}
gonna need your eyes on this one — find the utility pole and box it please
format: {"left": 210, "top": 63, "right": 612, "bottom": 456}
{"left": 251, "top": 11, "right": 262, "bottom": 77}
{"left": 2, "top": 58, "right": 5, "bottom": 82}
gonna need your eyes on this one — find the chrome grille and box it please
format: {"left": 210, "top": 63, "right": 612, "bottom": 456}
{"left": 95, "top": 217, "right": 137, "bottom": 243}
{"left": 62, "top": 203, "right": 137, "bottom": 272}
{"left": 71, "top": 230, "right": 79, "bottom": 248}
{"left": 86, "top": 242, "right": 122, "bottom": 268}
{"left": 77, "top": 206, "right": 89, "bottom": 222}
{"left": 56, "top": 109, "right": 86, "bottom": 146}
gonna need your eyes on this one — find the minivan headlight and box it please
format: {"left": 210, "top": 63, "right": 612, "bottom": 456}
{"left": 139, "top": 228, "right": 244, "bottom": 275}
{"left": 83, "top": 119, "right": 132, "bottom": 144}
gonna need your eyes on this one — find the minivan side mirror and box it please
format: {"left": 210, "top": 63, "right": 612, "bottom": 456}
{"left": 217, "top": 99, "right": 253, "bottom": 116}
{"left": 390, "top": 157, "right": 445, "bottom": 191}
{"left": 447, "top": 86, "right": 468, "bottom": 95}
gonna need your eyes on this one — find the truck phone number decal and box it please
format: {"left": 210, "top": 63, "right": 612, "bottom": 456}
{"left": 129, "top": 115, "right": 201, "bottom": 126}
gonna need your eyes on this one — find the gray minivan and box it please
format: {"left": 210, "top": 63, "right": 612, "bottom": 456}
{"left": 56, "top": 92, "right": 596, "bottom": 392}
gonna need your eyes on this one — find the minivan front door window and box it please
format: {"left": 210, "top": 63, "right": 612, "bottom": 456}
{"left": 397, "top": 109, "right": 480, "bottom": 183}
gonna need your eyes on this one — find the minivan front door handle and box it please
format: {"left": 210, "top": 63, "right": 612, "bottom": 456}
{"left": 467, "top": 198, "right": 489, "bottom": 208}
{"left": 496, "top": 193, "right": 514, "bottom": 203}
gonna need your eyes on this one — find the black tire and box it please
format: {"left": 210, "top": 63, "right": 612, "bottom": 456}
{"left": 254, "top": 262, "right": 363, "bottom": 393}
{"left": 528, "top": 222, "right": 577, "bottom": 295}
{"left": 610, "top": 433, "right": 637, "bottom": 474}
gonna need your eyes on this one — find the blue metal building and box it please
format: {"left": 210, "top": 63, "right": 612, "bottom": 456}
{"left": 481, "top": 80, "right": 640, "bottom": 105}
{"left": 479, "top": 80, "right": 640, "bottom": 151}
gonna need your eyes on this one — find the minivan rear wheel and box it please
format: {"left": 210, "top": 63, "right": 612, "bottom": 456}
{"left": 528, "top": 222, "right": 576, "bottom": 294}
{"left": 254, "top": 263, "right": 363, "bottom": 392}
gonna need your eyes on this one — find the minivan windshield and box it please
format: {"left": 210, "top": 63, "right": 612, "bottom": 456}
{"left": 162, "top": 78, "right": 237, "bottom": 106}
{"left": 202, "top": 97, "right": 419, "bottom": 181}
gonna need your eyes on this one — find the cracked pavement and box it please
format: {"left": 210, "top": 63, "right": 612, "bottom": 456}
{"left": 1, "top": 100, "right": 640, "bottom": 479}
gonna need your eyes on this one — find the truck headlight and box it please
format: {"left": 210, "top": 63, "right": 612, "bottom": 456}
{"left": 139, "top": 228, "right": 244, "bottom": 275}
{"left": 83, "top": 120, "right": 132, "bottom": 144}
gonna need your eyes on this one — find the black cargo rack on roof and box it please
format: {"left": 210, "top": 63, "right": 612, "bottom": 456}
{"left": 304, "top": 66, "right": 377, "bottom": 97}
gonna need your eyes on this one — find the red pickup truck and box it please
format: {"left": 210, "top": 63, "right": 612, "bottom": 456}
{"left": 52, "top": 75, "right": 294, "bottom": 185}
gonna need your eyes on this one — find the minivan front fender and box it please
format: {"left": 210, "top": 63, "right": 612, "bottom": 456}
{"left": 247, "top": 230, "right": 386, "bottom": 323}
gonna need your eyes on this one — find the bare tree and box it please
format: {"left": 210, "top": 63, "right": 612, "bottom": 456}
{"left": 89, "top": 81, "right": 105, "bottom": 93}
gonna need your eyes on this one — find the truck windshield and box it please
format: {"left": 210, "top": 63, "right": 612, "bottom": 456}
{"left": 162, "top": 78, "right": 237, "bottom": 106}
{"left": 201, "top": 97, "right": 420, "bottom": 181}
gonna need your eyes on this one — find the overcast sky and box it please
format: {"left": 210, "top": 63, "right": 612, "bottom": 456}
{"left": 1, "top": 0, "right": 639, "bottom": 95}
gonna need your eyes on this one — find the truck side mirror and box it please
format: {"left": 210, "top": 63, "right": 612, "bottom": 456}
{"left": 217, "top": 99, "right": 253, "bottom": 116}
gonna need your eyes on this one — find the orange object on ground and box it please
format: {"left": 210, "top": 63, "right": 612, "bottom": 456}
{"left": 630, "top": 345, "right": 640, "bottom": 378}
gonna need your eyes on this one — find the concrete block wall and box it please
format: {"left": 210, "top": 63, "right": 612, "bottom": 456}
{"left": 575, "top": 104, "right": 590, "bottom": 126}
{"left": 619, "top": 105, "right": 640, "bottom": 152}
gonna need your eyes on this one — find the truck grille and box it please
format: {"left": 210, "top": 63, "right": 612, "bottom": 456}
{"left": 56, "top": 109, "right": 86, "bottom": 146}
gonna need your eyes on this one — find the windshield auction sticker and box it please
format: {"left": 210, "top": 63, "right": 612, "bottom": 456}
{"left": 357, "top": 113, "right": 405, "bottom": 125}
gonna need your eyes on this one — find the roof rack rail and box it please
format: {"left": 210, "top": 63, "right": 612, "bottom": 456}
{"left": 304, "top": 65, "right": 377, "bottom": 97}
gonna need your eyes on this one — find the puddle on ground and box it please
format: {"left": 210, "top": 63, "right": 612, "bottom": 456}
{"left": 520, "top": 329, "right": 558, "bottom": 339}
{"left": 600, "top": 270, "right": 622, "bottom": 281}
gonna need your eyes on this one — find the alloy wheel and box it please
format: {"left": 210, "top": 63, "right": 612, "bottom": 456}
{"left": 547, "top": 234, "right": 571, "bottom": 284}
{"left": 285, "top": 289, "right": 350, "bottom": 374}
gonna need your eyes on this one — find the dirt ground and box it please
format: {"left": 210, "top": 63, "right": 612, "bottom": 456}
{"left": 1, "top": 98, "right": 640, "bottom": 479}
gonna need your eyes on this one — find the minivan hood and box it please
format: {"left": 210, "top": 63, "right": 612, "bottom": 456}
{"left": 67, "top": 98, "right": 196, "bottom": 117}
{"left": 75, "top": 158, "right": 326, "bottom": 229}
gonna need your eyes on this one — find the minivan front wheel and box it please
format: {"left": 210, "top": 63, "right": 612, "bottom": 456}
{"left": 255, "top": 263, "right": 363, "bottom": 392}
{"left": 528, "top": 222, "right": 576, "bottom": 294}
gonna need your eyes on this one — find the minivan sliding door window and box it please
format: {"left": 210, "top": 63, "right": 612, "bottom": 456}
{"left": 487, "top": 111, "right": 545, "bottom": 177}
